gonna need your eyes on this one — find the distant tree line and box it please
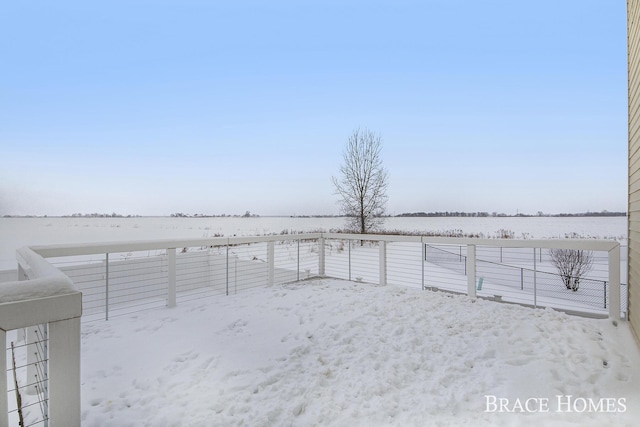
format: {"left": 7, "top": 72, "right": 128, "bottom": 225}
{"left": 396, "top": 211, "right": 626, "bottom": 218}
{"left": 170, "top": 212, "right": 260, "bottom": 218}
{"left": 398, "top": 212, "right": 494, "bottom": 218}
{"left": 64, "top": 213, "right": 139, "bottom": 218}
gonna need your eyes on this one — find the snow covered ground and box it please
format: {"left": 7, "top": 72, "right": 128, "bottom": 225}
{"left": 80, "top": 278, "right": 640, "bottom": 426}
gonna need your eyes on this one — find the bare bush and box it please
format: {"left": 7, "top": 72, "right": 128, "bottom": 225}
{"left": 548, "top": 248, "right": 593, "bottom": 291}
{"left": 495, "top": 229, "right": 515, "bottom": 239}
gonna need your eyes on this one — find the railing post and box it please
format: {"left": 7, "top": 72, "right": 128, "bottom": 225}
{"left": 348, "top": 239, "right": 352, "bottom": 281}
{"left": 226, "top": 242, "right": 229, "bottom": 296}
{"left": 421, "top": 241, "right": 426, "bottom": 290}
{"left": 268, "top": 241, "right": 274, "bottom": 286}
{"left": 105, "top": 253, "right": 109, "bottom": 321}
{"left": 0, "top": 329, "right": 6, "bottom": 427}
{"left": 18, "top": 265, "right": 39, "bottom": 395}
{"left": 297, "top": 238, "right": 300, "bottom": 282}
{"left": 533, "top": 248, "right": 537, "bottom": 308}
{"left": 604, "top": 281, "right": 608, "bottom": 309}
{"left": 608, "top": 245, "right": 621, "bottom": 319}
{"left": 467, "top": 244, "right": 476, "bottom": 299}
{"left": 49, "top": 317, "right": 81, "bottom": 427}
{"left": 379, "top": 240, "right": 387, "bottom": 286}
{"left": 318, "top": 237, "right": 325, "bottom": 276}
{"left": 167, "top": 248, "right": 176, "bottom": 308}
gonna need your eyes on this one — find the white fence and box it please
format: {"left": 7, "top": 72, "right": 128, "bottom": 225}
{"left": 29, "top": 233, "right": 624, "bottom": 320}
{"left": 2, "top": 232, "right": 623, "bottom": 426}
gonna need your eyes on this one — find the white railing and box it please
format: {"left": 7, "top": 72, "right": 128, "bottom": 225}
{"left": 322, "top": 234, "right": 622, "bottom": 319}
{"left": 1, "top": 247, "right": 81, "bottom": 427}
{"left": 27, "top": 233, "right": 624, "bottom": 321}
{"left": 3, "top": 232, "right": 623, "bottom": 426}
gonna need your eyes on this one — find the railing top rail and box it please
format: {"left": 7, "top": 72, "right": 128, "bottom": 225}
{"left": 322, "top": 233, "right": 619, "bottom": 251}
{"left": 30, "top": 233, "right": 325, "bottom": 258}
{"left": 0, "top": 292, "right": 82, "bottom": 330}
{"left": 28, "top": 233, "right": 620, "bottom": 259}
{"left": 421, "top": 237, "right": 619, "bottom": 251}
{"left": 321, "top": 232, "right": 423, "bottom": 243}
{"left": 31, "top": 237, "right": 229, "bottom": 257}
{"left": 0, "top": 247, "right": 81, "bottom": 329}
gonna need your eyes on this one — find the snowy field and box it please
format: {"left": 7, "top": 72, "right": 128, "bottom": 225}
{"left": 0, "top": 216, "right": 627, "bottom": 271}
{"left": 79, "top": 278, "right": 640, "bottom": 427}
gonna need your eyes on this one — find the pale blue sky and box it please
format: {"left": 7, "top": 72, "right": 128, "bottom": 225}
{"left": 0, "top": 1, "right": 628, "bottom": 216}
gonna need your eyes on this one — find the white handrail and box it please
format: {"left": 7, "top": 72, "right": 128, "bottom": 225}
{"left": 0, "top": 247, "right": 82, "bottom": 427}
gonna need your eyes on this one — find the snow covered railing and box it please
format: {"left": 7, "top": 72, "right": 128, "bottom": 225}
{"left": 31, "top": 235, "right": 322, "bottom": 321}
{"left": 1, "top": 233, "right": 623, "bottom": 426}
{"left": 25, "top": 233, "right": 624, "bottom": 322}
{"left": 322, "top": 233, "right": 622, "bottom": 319}
{"left": 1, "top": 247, "right": 81, "bottom": 427}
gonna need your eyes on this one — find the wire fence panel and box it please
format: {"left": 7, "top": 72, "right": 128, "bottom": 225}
{"left": 426, "top": 244, "right": 467, "bottom": 276}
{"left": 6, "top": 328, "right": 49, "bottom": 427}
{"left": 56, "top": 260, "right": 107, "bottom": 321}
{"left": 386, "top": 242, "right": 423, "bottom": 289}
{"left": 104, "top": 252, "right": 168, "bottom": 319}
{"left": 55, "top": 251, "right": 169, "bottom": 322}
{"left": 324, "top": 239, "right": 351, "bottom": 281}
{"left": 37, "top": 235, "right": 627, "bottom": 322}
{"left": 273, "top": 239, "right": 318, "bottom": 284}
{"left": 348, "top": 240, "right": 379, "bottom": 284}
{"left": 424, "top": 243, "right": 619, "bottom": 316}
{"left": 175, "top": 248, "right": 227, "bottom": 303}
{"left": 424, "top": 262, "right": 468, "bottom": 294}
{"left": 226, "top": 242, "right": 268, "bottom": 295}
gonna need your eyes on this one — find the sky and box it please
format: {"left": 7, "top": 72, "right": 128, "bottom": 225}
{"left": 0, "top": 1, "right": 629, "bottom": 217}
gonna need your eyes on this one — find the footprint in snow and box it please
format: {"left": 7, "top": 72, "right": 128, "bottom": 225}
{"left": 505, "top": 358, "right": 531, "bottom": 366}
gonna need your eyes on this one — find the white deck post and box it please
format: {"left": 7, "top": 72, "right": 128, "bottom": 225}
{"left": 19, "top": 264, "right": 39, "bottom": 395}
{"left": 609, "top": 244, "right": 621, "bottom": 319}
{"left": 268, "top": 241, "right": 274, "bottom": 286}
{"left": 467, "top": 244, "right": 476, "bottom": 299}
{"left": 167, "top": 248, "right": 176, "bottom": 308}
{"left": 49, "top": 317, "right": 81, "bottom": 427}
{"left": 20, "top": 253, "right": 37, "bottom": 393}
{"left": 0, "top": 329, "right": 6, "bottom": 427}
{"left": 533, "top": 248, "right": 538, "bottom": 308}
{"left": 421, "top": 240, "right": 426, "bottom": 290}
{"left": 379, "top": 240, "right": 387, "bottom": 285}
{"left": 318, "top": 237, "right": 325, "bottom": 276}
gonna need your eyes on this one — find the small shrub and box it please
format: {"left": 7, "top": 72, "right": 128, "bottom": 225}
{"left": 548, "top": 248, "right": 593, "bottom": 292}
{"left": 495, "top": 229, "right": 515, "bottom": 239}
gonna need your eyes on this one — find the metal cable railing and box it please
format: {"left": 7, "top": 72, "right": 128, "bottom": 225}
{"left": 33, "top": 234, "right": 624, "bottom": 323}
{"left": 6, "top": 327, "right": 49, "bottom": 427}
{"left": 425, "top": 244, "right": 627, "bottom": 315}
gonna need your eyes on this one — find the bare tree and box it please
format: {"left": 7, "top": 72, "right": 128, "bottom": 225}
{"left": 548, "top": 248, "right": 593, "bottom": 291}
{"left": 332, "top": 128, "right": 388, "bottom": 234}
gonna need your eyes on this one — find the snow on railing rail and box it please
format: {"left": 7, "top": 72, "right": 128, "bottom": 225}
{"left": 2, "top": 247, "right": 81, "bottom": 427}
